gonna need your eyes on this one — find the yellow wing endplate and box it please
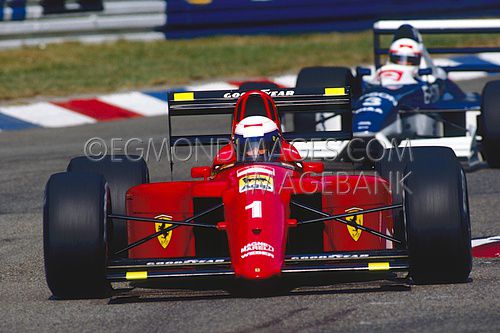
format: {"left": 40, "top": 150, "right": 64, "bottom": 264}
{"left": 173, "top": 92, "right": 195, "bottom": 102}
{"left": 324, "top": 87, "right": 347, "bottom": 96}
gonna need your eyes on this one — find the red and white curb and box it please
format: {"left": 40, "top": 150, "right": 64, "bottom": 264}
{"left": 0, "top": 74, "right": 296, "bottom": 131}
{"left": 472, "top": 236, "right": 500, "bottom": 258}
{"left": 0, "top": 92, "right": 169, "bottom": 131}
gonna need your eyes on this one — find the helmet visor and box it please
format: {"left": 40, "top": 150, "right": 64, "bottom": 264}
{"left": 389, "top": 53, "right": 421, "bottom": 66}
{"left": 234, "top": 131, "right": 281, "bottom": 162}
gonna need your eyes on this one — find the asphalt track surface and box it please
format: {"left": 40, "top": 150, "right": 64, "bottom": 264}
{"left": 0, "top": 77, "right": 499, "bottom": 332}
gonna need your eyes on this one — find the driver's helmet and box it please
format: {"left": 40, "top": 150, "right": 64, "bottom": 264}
{"left": 233, "top": 115, "right": 281, "bottom": 162}
{"left": 388, "top": 38, "right": 422, "bottom": 66}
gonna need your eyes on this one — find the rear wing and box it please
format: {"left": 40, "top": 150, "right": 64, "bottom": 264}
{"left": 167, "top": 87, "right": 352, "bottom": 146}
{"left": 373, "top": 19, "right": 500, "bottom": 71}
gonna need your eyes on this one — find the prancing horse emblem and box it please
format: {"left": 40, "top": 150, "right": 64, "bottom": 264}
{"left": 154, "top": 214, "right": 173, "bottom": 249}
{"left": 345, "top": 208, "right": 364, "bottom": 241}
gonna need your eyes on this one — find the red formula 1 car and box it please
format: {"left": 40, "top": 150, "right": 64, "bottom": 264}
{"left": 43, "top": 88, "right": 472, "bottom": 299}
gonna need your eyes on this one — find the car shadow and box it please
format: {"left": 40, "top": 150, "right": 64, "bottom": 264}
{"left": 107, "top": 278, "right": 411, "bottom": 305}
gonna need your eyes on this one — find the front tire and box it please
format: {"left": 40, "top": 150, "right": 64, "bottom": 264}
{"left": 44, "top": 172, "right": 110, "bottom": 299}
{"left": 403, "top": 147, "right": 472, "bottom": 284}
{"left": 480, "top": 80, "right": 500, "bottom": 168}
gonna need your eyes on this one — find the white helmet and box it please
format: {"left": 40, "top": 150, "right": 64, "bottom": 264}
{"left": 388, "top": 38, "right": 422, "bottom": 66}
{"left": 233, "top": 116, "right": 281, "bottom": 162}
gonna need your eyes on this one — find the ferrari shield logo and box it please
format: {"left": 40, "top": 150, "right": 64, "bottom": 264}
{"left": 154, "top": 214, "right": 173, "bottom": 249}
{"left": 345, "top": 208, "right": 363, "bottom": 241}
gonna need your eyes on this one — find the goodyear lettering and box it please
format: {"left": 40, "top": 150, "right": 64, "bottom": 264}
{"left": 146, "top": 259, "right": 227, "bottom": 266}
{"left": 223, "top": 90, "right": 295, "bottom": 99}
{"left": 290, "top": 254, "right": 370, "bottom": 260}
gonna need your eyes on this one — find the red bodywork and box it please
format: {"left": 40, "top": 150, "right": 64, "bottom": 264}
{"left": 126, "top": 165, "right": 393, "bottom": 280}
{"left": 126, "top": 91, "right": 393, "bottom": 281}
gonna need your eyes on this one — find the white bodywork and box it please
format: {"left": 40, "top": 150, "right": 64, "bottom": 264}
{"left": 292, "top": 110, "right": 480, "bottom": 164}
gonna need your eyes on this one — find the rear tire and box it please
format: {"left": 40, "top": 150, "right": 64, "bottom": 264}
{"left": 403, "top": 147, "right": 472, "bottom": 284}
{"left": 44, "top": 172, "right": 110, "bottom": 299}
{"left": 294, "top": 66, "right": 359, "bottom": 133}
{"left": 480, "top": 80, "right": 500, "bottom": 168}
{"left": 239, "top": 81, "right": 279, "bottom": 91}
{"left": 67, "top": 155, "right": 149, "bottom": 257}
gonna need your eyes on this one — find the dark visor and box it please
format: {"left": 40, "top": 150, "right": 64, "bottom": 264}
{"left": 389, "top": 53, "right": 421, "bottom": 66}
{"left": 234, "top": 131, "right": 281, "bottom": 162}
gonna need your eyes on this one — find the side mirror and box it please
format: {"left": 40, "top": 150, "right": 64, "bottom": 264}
{"left": 356, "top": 66, "right": 372, "bottom": 77}
{"left": 302, "top": 162, "right": 324, "bottom": 174}
{"left": 191, "top": 166, "right": 211, "bottom": 179}
{"left": 418, "top": 68, "right": 432, "bottom": 76}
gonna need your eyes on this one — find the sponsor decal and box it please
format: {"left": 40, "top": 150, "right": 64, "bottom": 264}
{"left": 360, "top": 92, "right": 398, "bottom": 106}
{"left": 154, "top": 214, "right": 174, "bottom": 249}
{"left": 146, "top": 258, "right": 228, "bottom": 266}
{"left": 354, "top": 93, "right": 397, "bottom": 114}
{"left": 187, "top": 0, "right": 212, "bottom": 4}
{"left": 356, "top": 120, "right": 372, "bottom": 131}
{"left": 236, "top": 166, "right": 275, "bottom": 178}
{"left": 239, "top": 174, "right": 274, "bottom": 193}
{"left": 223, "top": 89, "right": 295, "bottom": 99}
{"left": 241, "top": 241, "right": 275, "bottom": 259}
{"left": 345, "top": 208, "right": 364, "bottom": 241}
{"left": 354, "top": 106, "right": 384, "bottom": 115}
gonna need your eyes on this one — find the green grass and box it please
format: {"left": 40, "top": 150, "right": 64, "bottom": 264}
{"left": 0, "top": 31, "right": 499, "bottom": 101}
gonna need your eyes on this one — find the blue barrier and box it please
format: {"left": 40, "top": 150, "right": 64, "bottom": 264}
{"left": 9, "top": 0, "right": 26, "bottom": 21}
{"left": 0, "top": 0, "right": 4, "bottom": 21}
{"left": 160, "top": 0, "right": 500, "bottom": 38}
{"left": 0, "top": 0, "right": 26, "bottom": 21}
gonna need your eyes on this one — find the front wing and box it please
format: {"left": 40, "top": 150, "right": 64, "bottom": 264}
{"left": 107, "top": 249, "right": 409, "bottom": 282}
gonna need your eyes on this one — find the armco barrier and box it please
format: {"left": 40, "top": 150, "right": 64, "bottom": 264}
{"left": 0, "top": 1, "right": 166, "bottom": 49}
{"left": 160, "top": 0, "right": 500, "bottom": 38}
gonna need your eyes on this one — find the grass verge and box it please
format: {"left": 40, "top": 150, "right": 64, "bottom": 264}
{"left": 0, "top": 31, "right": 499, "bottom": 101}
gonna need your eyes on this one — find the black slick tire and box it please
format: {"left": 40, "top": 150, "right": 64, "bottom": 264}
{"left": 44, "top": 172, "right": 110, "bottom": 299}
